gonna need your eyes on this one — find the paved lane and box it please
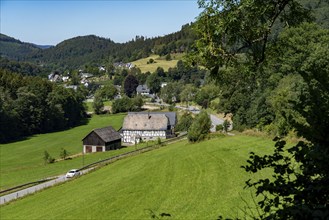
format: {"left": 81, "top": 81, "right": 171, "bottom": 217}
{"left": 0, "top": 169, "right": 92, "bottom": 205}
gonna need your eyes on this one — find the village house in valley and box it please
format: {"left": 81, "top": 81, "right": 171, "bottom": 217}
{"left": 82, "top": 126, "right": 121, "bottom": 153}
{"left": 121, "top": 112, "right": 177, "bottom": 144}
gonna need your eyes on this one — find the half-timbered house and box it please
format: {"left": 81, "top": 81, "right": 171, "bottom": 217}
{"left": 122, "top": 112, "right": 176, "bottom": 144}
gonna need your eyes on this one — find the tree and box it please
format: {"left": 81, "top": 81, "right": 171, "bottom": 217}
{"left": 187, "top": 111, "right": 211, "bottom": 142}
{"left": 180, "top": 84, "right": 197, "bottom": 107}
{"left": 131, "top": 95, "right": 144, "bottom": 111}
{"left": 195, "top": 84, "right": 220, "bottom": 108}
{"left": 176, "top": 112, "right": 194, "bottom": 132}
{"left": 146, "top": 73, "right": 161, "bottom": 94}
{"left": 100, "top": 84, "right": 117, "bottom": 100}
{"left": 195, "top": 1, "right": 328, "bottom": 219}
{"left": 111, "top": 95, "right": 132, "bottom": 114}
{"left": 165, "top": 54, "right": 172, "bottom": 61}
{"left": 243, "top": 24, "right": 329, "bottom": 219}
{"left": 155, "top": 67, "right": 166, "bottom": 77}
{"left": 123, "top": 74, "right": 139, "bottom": 98}
{"left": 160, "top": 82, "right": 183, "bottom": 104}
{"left": 59, "top": 148, "right": 69, "bottom": 160}
{"left": 43, "top": 150, "right": 55, "bottom": 164}
{"left": 93, "top": 91, "right": 104, "bottom": 114}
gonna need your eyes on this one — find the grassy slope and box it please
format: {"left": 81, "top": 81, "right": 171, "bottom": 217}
{"left": 0, "top": 114, "right": 126, "bottom": 190}
{"left": 1, "top": 135, "right": 274, "bottom": 219}
{"left": 132, "top": 53, "right": 184, "bottom": 73}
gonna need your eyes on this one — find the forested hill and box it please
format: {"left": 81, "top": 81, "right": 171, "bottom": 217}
{"left": 0, "top": 34, "right": 41, "bottom": 61}
{"left": 0, "top": 23, "right": 196, "bottom": 69}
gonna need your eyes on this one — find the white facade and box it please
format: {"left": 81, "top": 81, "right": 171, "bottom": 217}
{"left": 122, "top": 130, "right": 166, "bottom": 144}
{"left": 83, "top": 145, "right": 105, "bottom": 153}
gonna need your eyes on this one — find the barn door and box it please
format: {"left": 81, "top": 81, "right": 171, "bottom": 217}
{"left": 86, "top": 146, "right": 92, "bottom": 153}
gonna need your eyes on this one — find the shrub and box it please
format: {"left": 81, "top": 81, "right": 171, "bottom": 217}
{"left": 187, "top": 111, "right": 211, "bottom": 142}
{"left": 43, "top": 150, "right": 55, "bottom": 164}
{"left": 176, "top": 112, "right": 193, "bottom": 132}
{"left": 216, "top": 124, "right": 223, "bottom": 131}
{"left": 59, "top": 148, "right": 69, "bottom": 160}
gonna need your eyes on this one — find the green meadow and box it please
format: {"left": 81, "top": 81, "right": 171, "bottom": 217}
{"left": 0, "top": 114, "right": 126, "bottom": 190}
{"left": 132, "top": 53, "right": 184, "bottom": 73}
{"left": 1, "top": 135, "right": 274, "bottom": 219}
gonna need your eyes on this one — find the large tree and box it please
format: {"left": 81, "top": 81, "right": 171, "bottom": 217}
{"left": 195, "top": 0, "right": 328, "bottom": 219}
{"left": 123, "top": 74, "right": 139, "bottom": 98}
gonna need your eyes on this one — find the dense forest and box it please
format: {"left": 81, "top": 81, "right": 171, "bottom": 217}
{"left": 0, "top": 23, "right": 196, "bottom": 70}
{"left": 0, "top": 71, "right": 86, "bottom": 143}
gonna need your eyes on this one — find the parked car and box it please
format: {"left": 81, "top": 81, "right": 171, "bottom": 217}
{"left": 66, "top": 169, "right": 80, "bottom": 178}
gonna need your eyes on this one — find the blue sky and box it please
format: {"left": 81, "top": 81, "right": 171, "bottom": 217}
{"left": 1, "top": 0, "right": 201, "bottom": 45}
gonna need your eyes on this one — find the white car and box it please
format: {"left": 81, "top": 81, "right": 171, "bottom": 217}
{"left": 66, "top": 169, "right": 80, "bottom": 178}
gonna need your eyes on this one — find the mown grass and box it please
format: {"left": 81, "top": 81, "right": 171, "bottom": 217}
{"left": 1, "top": 135, "right": 274, "bottom": 219}
{"left": 0, "top": 114, "right": 126, "bottom": 190}
{"left": 132, "top": 53, "right": 184, "bottom": 73}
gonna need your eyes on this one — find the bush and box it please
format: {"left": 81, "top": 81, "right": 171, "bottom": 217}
{"left": 216, "top": 124, "right": 223, "bottom": 131}
{"left": 59, "top": 148, "right": 69, "bottom": 160}
{"left": 176, "top": 112, "right": 194, "bottom": 132}
{"left": 44, "top": 150, "right": 55, "bottom": 164}
{"left": 188, "top": 111, "right": 211, "bottom": 142}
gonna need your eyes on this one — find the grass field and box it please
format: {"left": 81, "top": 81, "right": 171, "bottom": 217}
{"left": 0, "top": 135, "right": 274, "bottom": 219}
{"left": 132, "top": 53, "right": 184, "bottom": 73}
{"left": 0, "top": 114, "right": 126, "bottom": 190}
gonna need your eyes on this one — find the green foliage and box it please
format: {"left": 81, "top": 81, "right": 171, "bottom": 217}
{"left": 146, "top": 73, "right": 161, "bottom": 94}
{"left": 0, "top": 34, "right": 41, "bottom": 61}
{"left": 222, "top": 120, "right": 230, "bottom": 133}
{"left": 165, "top": 53, "right": 172, "bottom": 61}
{"left": 59, "top": 148, "right": 69, "bottom": 160}
{"left": 147, "top": 58, "right": 155, "bottom": 64}
{"left": 195, "top": 1, "right": 329, "bottom": 218}
{"left": 157, "top": 137, "right": 162, "bottom": 145}
{"left": 123, "top": 74, "right": 139, "bottom": 98}
{"left": 111, "top": 95, "right": 143, "bottom": 114}
{"left": 215, "top": 124, "right": 223, "bottom": 132}
{"left": 176, "top": 112, "right": 194, "bottom": 132}
{"left": 43, "top": 150, "right": 55, "bottom": 164}
{"left": 180, "top": 84, "right": 197, "bottom": 105}
{"left": 160, "top": 81, "right": 183, "bottom": 103}
{"left": 194, "top": 83, "right": 220, "bottom": 108}
{"left": 1, "top": 23, "right": 197, "bottom": 70}
{"left": 0, "top": 57, "right": 48, "bottom": 76}
{"left": 0, "top": 70, "right": 86, "bottom": 143}
{"left": 188, "top": 111, "right": 211, "bottom": 142}
{"left": 93, "top": 91, "right": 104, "bottom": 115}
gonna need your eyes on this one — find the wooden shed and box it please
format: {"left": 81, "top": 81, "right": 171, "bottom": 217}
{"left": 82, "top": 126, "right": 122, "bottom": 153}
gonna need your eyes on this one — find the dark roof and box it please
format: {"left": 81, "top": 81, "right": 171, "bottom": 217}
{"left": 128, "top": 112, "right": 177, "bottom": 126}
{"left": 83, "top": 126, "right": 121, "bottom": 143}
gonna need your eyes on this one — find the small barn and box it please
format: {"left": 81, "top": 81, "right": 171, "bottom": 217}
{"left": 82, "top": 126, "right": 122, "bottom": 153}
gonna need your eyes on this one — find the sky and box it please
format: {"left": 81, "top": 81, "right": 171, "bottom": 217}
{"left": 0, "top": 0, "right": 202, "bottom": 46}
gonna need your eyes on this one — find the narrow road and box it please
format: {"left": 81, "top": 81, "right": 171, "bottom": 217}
{"left": 209, "top": 114, "right": 224, "bottom": 132}
{"left": 0, "top": 169, "right": 92, "bottom": 205}
{"left": 144, "top": 102, "right": 224, "bottom": 133}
